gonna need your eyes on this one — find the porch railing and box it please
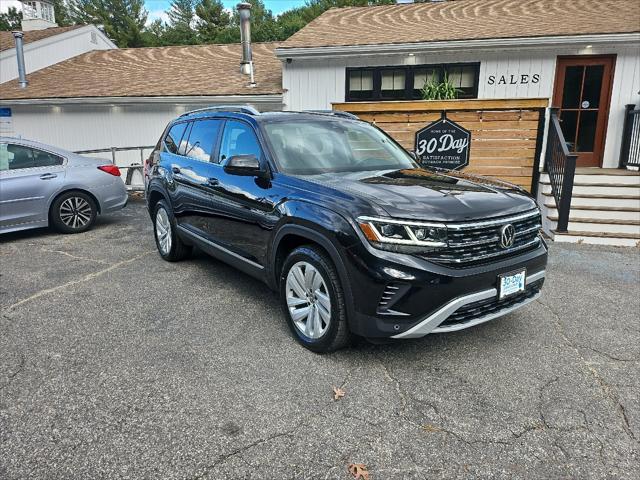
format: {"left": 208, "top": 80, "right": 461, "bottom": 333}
{"left": 619, "top": 104, "right": 640, "bottom": 169}
{"left": 74, "top": 145, "right": 155, "bottom": 191}
{"left": 545, "top": 108, "right": 578, "bottom": 232}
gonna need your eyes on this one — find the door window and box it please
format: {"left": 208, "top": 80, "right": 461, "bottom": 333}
{"left": 183, "top": 119, "right": 222, "bottom": 162}
{"left": 31, "top": 148, "right": 63, "bottom": 167}
{"left": 218, "top": 121, "right": 262, "bottom": 164}
{"left": 164, "top": 122, "right": 188, "bottom": 154}
{"left": 0, "top": 144, "right": 62, "bottom": 171}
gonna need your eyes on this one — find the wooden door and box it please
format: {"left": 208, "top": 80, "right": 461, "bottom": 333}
{"left": 552, "top": 56, "right": 615, "bottom": 167}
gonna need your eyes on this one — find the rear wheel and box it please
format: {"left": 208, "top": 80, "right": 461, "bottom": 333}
{"left": 50, "top": 191, "right": 97, "bottom": 234}
{"left": 153, "top": 200, "right": 191, "bottom": 261}
{"left": 280, "top": 246, "right": 350, "bottom": 353}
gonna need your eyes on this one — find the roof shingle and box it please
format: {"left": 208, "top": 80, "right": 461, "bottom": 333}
{"left": 0, "top": 25, "right": 84, "bottom": 52}
{"left": 0, "top": 42, "right": 282, "bottom": 100}
{"left": 280, "top": 0, "right": 640, "bottom": 49}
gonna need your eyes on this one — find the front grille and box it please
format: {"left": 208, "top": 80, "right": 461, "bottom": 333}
{"left": 421, "top": 209, "right": 542, "bottom": 267}
{"left": 439, "top": 280, "right": 543, "bottom": 328}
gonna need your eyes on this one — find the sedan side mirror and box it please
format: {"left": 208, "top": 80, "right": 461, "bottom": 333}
{"left": 224, "top": 154, "right": 267, "bottom": 178}
{"left": 408, "top": 150, "right": 418, "bottom": 161}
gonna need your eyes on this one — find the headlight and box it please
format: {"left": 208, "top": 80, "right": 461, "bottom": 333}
{"left": 357, "top": 216, "right": 447, "bottom": 252}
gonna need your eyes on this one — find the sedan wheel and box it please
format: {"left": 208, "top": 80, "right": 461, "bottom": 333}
{"left": 59, "top": 196, "right": 93, "bottom": 229}
{"left": 285, "top": 261, "right": 332, "bottom": 339}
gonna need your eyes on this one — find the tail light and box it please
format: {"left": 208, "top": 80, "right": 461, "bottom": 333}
{"left": 98, "top": 165, "right": 121, "bottom": 176}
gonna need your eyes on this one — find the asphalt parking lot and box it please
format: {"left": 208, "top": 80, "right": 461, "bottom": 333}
{"left": 1, "top": 197, "right": 638, "bottom": 479}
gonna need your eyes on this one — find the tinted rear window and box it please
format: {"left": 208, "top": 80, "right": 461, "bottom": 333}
{"left": 164, "top": 122, "right": 188, "bottom": 155}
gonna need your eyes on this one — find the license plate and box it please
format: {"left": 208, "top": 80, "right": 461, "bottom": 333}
{"left": 499, "top": 269, "right": 526, "bottom": 299}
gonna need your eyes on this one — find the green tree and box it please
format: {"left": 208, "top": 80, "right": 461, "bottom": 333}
{"left": 141, "top": 18, "right": 168, "bottom": 46}
{"left": 68, "top": 0, "right": 148, "bottom": 47}
{"left": 194, "top": 0, "right": 230, "bottom": 44}
{"left": 0, "top": 7, "right": 22, "bottom": 30}
{"left": 165, "top": 0, "right": 198, "bottom": 44}
{"left": 52, "top": 0, "right": 72, "bottom": 26}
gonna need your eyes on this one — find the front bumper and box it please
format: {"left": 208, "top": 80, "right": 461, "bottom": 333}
{"left": 342, "top": 237, "right": 548, "bottom": 338}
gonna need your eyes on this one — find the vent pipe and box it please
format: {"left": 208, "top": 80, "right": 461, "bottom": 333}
{"left": 12, "top": 31, "right": 28, "bottom": 89}
{"left": 237, "top": 2, "right": 255, "bottom": 86}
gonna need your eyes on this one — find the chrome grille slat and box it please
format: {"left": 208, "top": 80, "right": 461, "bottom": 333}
{"left": 421, "top": 209, "right": 542, "bottom": 267}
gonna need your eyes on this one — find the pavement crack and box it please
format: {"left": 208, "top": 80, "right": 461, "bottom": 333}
{"left": 581, "top": 345, "right": 638, "bottom": 363}
{"left": 40, "top": 248, "right": 111, "bottom": 265}
{"left": 2, "top": 250, "right": 154, "bottom": 313}
{"left": 536, "top": 298, "right": 638, "bottom": 444}
{"left": 0, "top": 353, "right": 25, "bottom": 391}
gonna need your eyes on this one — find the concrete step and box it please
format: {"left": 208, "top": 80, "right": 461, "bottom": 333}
{"left": 539, "top": 173, "right": 640, "bottom": 186}
{"left": 542, "top": 205, "right": 640, "bottom": 222}
{"left": 551, "top": 230, "right": 640, "bottom": 247}
{"left": 547, "top": 217, "right": 640, "bottom": 235}
{"left": 541, "top": 192, "right": 640, "bottom": 209}
{"left": 540, "top": 183, "right": 640, "bottom": 196}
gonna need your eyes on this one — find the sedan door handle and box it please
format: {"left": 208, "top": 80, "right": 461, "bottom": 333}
{"left": 39, "top": 173, "right": 57, "bottom": 180}
{"left": 172, "top": 166, "right": 181, "bottom": 174}
{"left": 208, "top": 177, "right": 219, "bottom": 186}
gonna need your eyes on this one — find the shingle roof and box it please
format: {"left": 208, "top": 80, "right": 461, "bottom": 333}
{"left": 280, "top": 0, "right": 640, "bottom": 49}
{"left": 0, "top": 25, "right": 84, "bottom": 52}
{"left": 0, "top": 42, "right": 282, "bottom": 100}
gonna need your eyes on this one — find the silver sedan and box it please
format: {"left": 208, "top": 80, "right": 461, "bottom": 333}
{"left": 0, "top": 137, "right": 128, "bottom": 234}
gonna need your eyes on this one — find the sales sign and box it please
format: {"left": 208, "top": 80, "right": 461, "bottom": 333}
{"left": 414, "top": 117, "right": 471, "bottom": 170}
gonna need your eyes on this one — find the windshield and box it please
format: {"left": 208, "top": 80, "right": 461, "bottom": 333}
{"left": 263, "top": 119, "right": 417, "bottom": 175}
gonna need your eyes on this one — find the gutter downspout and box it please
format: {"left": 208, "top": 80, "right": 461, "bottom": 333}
{"left": 12, "top": 31, "right": 28, "bottom": 88}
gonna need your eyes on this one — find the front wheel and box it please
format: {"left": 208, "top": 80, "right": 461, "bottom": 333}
{"left": 153, "top": 200, "right": 191, "bottom": 261}
{"left": 280, "top": 246, "right": 350, "bottom": 353}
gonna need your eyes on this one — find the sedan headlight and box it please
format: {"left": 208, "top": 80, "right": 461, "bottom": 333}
{"left": 357, "top": 216, "right": 447, "bottom": 252}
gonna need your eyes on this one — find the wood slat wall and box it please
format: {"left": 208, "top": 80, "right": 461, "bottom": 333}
{"left": 333, "top": 99, "right": 548, "bottom": 191}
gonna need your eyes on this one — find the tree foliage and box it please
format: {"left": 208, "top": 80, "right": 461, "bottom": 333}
{"left": 0, "top": 7, "right": 22, "bottom": 31}
{"left": 68, "top": 0, "right": 148, "bottom": 47}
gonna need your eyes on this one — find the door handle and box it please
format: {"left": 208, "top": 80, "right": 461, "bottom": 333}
{"left": 39, "top": 173, "right": 57, "bottom": 180}
{"left": 172, "top": 166, "right": 181, "bottom": 174}
{"left": 208, "top": 177, "right": 219, "bottom": 186}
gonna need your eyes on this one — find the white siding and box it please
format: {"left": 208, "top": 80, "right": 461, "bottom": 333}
{"left": 0, "top": 26, "right": 114, "bottom": 84}
{"left": 282, "top": 42, "right": 640, "bottom": 168}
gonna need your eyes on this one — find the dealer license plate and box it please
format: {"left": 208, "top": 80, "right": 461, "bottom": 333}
{"left": 499, "top": 270, "right": 526, "bottom": 299}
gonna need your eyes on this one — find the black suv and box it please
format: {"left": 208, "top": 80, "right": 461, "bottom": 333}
{"left": 145, "top": 107, "right": 547, "bottom": 352}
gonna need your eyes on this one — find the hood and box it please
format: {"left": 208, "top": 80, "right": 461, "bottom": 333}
{"left": 308, "top": 168, "right": 537, "bottom": 222}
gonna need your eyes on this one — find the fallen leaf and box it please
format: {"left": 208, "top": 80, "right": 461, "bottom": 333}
{"left": 422, "top": 424, "right": 442, "bottom": 433}
{"left": 348, "top": 463, "right": 370, "bottom": 480}
{"left": 333, "top": 386, "right": 345, "bottom": 401}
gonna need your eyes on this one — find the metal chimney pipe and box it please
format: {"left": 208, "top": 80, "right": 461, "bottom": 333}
{"left": 12, "top": 31, "right": 28, "bottom": 89}
{"left": 237, "top": 2, "right": 255, "bottom": 86}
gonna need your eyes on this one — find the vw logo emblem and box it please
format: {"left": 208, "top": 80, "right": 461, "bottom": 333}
{"left": 499, "top": 224, "right": 516, "bottom": 249}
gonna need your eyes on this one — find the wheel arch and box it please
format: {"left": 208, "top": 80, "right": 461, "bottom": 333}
{"left": 271, "top": 224, "right": 356, "bottom": 328}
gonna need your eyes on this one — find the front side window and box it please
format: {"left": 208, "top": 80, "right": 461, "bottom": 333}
{"left": 164, "top": 122, "right": 188, "bottom": 155}
{"left": 263, "top": 119, "right": 416, "bottom": 175}
{"left": 218, "top": 120, "right": 262, "bottom": 164}
{"left": 183, "top": 119, "right": 222, "bottom": 162}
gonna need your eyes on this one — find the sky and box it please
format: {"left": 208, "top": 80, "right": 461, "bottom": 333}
{"left": 0, "top": 1, "right": 309, "bottom": 19}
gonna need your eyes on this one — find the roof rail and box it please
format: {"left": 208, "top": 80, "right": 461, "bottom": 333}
{"left": 180, "top": 105, "right": 260, "bottom": 117}
{"left": 304, "top": 110, "right": 359, "bottom": 120}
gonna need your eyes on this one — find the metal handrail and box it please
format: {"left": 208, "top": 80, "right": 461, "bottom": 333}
{"left": 619, "top": 104, "right": 640, "bottom": 169}
{"left": 545, "top": 108, "right": 578, "bottom": 232}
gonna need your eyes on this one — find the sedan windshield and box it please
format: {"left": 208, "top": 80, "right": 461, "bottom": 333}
{"left": 263, "top": 119, "right": 417, "bottom": 175}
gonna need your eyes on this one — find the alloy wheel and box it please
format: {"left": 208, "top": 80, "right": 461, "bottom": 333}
{"left": 285, "top": 261, "right": 332, "bottom": 339}
{"left": 155, "top": 207, "right": 172, "bottom": 255}
{"left": 59, "top": 196, "right": 93, "bottom": 229}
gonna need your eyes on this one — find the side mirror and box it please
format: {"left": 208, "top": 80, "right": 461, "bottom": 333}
{"left": 224, "top": 154, "right": 267, "bottom": 178}
{"left": 408, "top": 150, "right": 418, "bottom": 161}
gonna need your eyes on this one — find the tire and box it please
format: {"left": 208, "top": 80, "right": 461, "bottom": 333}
{"left": 50, "top": 191, "right": 97, "bottom": 234}
{"left": 280, "top": 245, "right": 351, "bottom": 353}
{"left": 153, "top": 200, "right": 192, "bottom": 262}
